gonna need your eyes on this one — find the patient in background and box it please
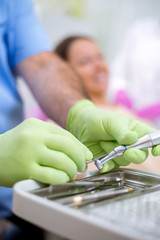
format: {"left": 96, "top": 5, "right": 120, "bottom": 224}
{"left": 54, "top": 36, "right": 137, "bottom": 117}
{"left": 29, "top": 35, "right": 160, "bottom": 173}
{"left": 56, "top": 36, "right": 109, "bottom": 108}
{"left": 28, "top": 35, "right": 137, "bottom": 121}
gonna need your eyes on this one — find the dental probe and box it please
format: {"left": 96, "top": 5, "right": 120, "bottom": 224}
{"left": 89, "top": 130, "right": 160, "bottom": 170}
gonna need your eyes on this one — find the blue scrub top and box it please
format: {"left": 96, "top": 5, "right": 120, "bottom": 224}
{"left": 0, "top": 0, "right": 51, "bottom": 134}
{"left": 0, "top": 0, "right": 51, "bottom": 217}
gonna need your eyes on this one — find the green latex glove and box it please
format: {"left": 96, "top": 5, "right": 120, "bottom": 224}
{"left": 0, "top": 118, "right": 92, "bottom": 187}
{"left": 67, "top": 100, "right": 160, "bottom": 173}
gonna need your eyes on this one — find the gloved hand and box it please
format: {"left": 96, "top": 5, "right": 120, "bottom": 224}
{"left": 67, "top": 100, "right": 160, "bottom": 173}
{"left": 0, "top": 118, "right": 92, "bottom": 187}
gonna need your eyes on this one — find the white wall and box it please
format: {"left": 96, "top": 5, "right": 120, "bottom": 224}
{"left": 83, "top": 0, "right": 160, "bottom": 61}
{"left": 32, "top": 0, "right": 160, "bottom": 62}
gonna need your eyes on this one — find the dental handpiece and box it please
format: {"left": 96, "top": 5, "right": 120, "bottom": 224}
{"left": 91, "top": 130, "right": 160, "bottom": 170}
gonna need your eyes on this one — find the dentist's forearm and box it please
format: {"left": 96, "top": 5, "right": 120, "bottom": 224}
{"left": 16, "top": 51, "right": 89, "bottom": 128}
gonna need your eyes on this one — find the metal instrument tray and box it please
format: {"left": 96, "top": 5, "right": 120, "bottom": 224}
{"left": 13, "top": 168, "right": 160, "bottom": 240}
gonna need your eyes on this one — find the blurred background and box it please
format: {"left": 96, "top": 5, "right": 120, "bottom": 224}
{"left": 18, "top": 0, "right": 160, "bottom": 115}
{"left": 32, "top": 0, "right": 160, "bottom": 61}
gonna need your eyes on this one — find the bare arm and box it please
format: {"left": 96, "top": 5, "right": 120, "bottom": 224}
{"left": 15, "top": 51, "right": 89, "bottom": 128}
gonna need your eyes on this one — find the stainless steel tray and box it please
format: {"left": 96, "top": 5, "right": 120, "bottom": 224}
{"left": 13, "top": 168, "right": 160, "bottom": 240}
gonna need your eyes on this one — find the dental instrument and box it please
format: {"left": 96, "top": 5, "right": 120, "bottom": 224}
{"left": 89, "top": 130, "right": 160, "bottom": 170}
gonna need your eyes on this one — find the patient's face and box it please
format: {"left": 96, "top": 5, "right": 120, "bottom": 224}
{"left": 67, "top": 39, "right": 108, "bottom": 96}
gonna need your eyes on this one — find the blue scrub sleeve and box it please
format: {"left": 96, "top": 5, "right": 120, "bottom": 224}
{"left": 8, "top": 0, "right": 52, "bottom": 68}
{"left": 0, "top": 188, "right": 13, "bottom": 218}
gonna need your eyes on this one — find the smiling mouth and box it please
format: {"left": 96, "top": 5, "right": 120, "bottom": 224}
{"left": 95, "top": 73, "right": 108, "bottom": 83}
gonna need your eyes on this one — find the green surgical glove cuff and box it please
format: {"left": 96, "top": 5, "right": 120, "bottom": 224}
{"left": 67, "top": 99, "right": 96, "bottom": 137}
